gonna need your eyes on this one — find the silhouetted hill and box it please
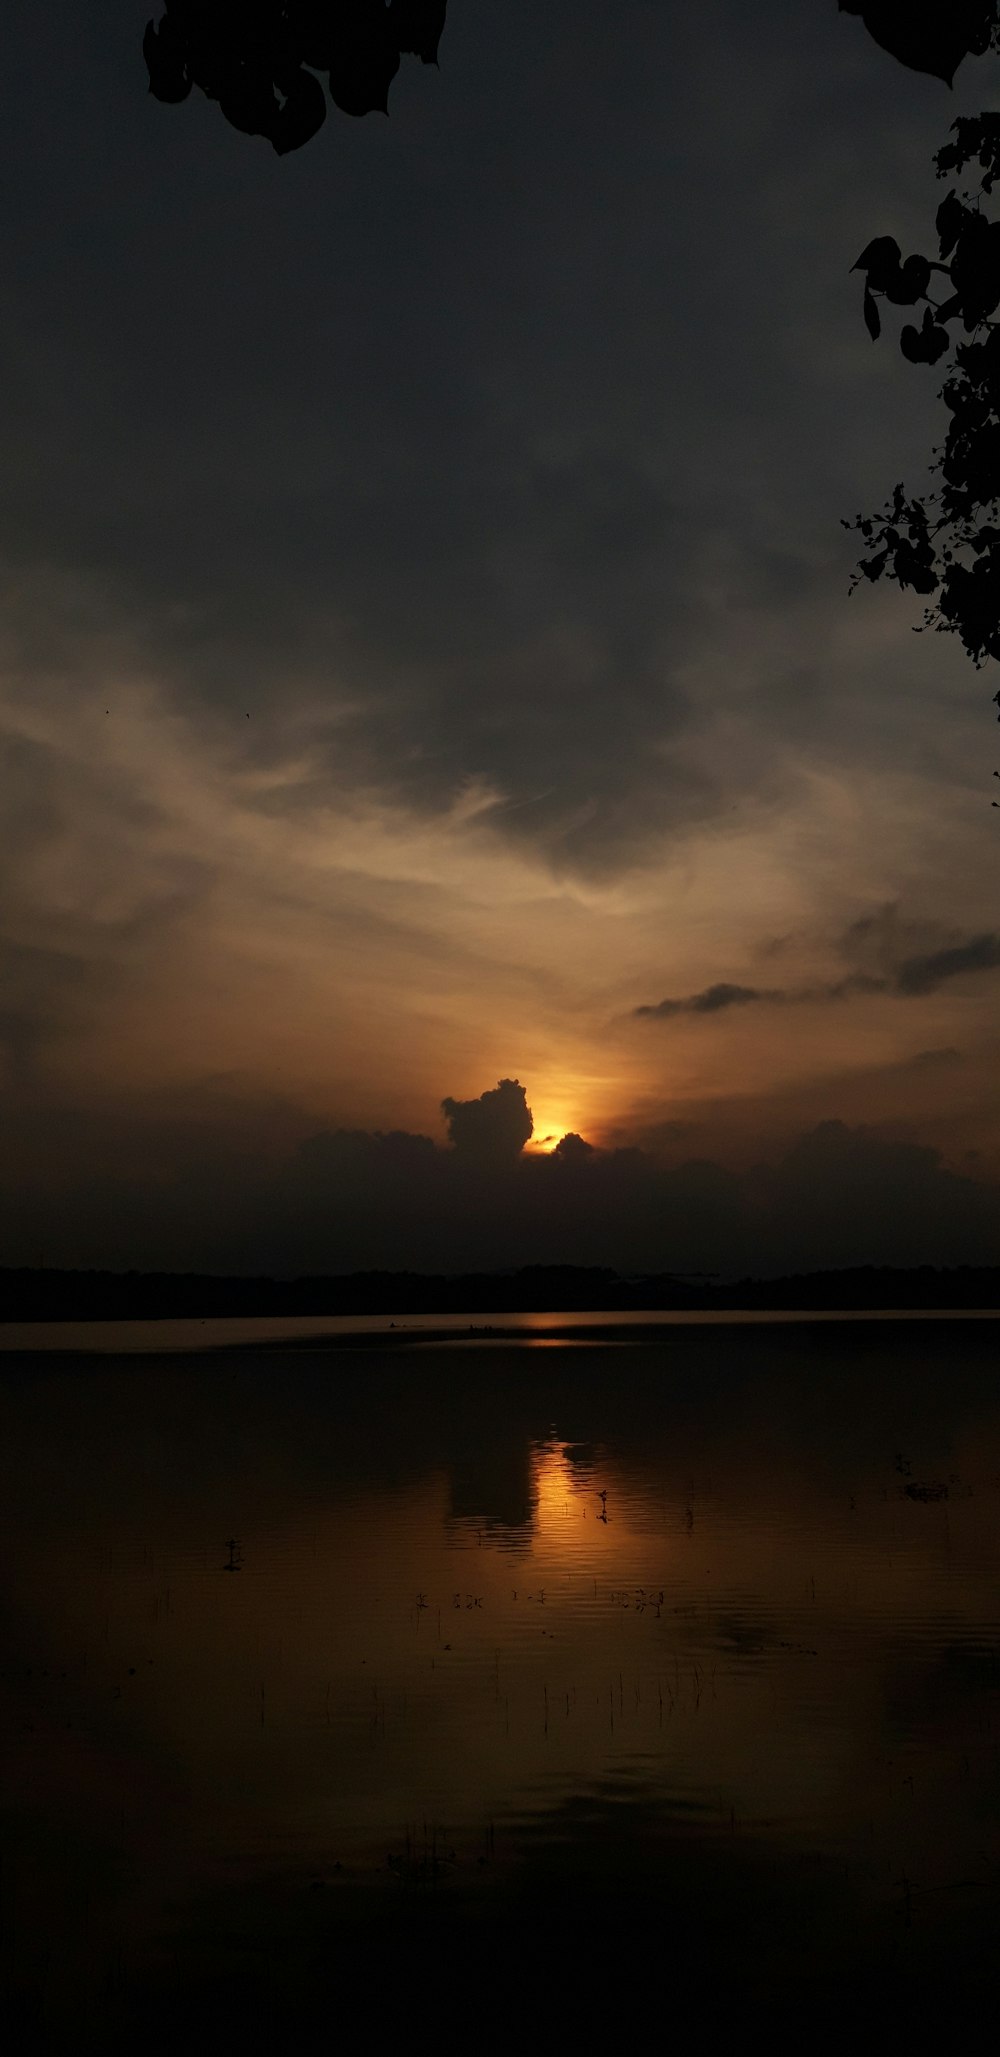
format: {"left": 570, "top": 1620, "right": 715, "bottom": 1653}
{"left": 1, "top": 1263, "right": 997, "bottom": 1322}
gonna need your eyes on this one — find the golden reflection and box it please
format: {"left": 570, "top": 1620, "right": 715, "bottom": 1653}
{"left": 527, "top": 1439, "right": 645, "bottom": 1575}
{"left": 530, "top": 1441, "right": 585, "bottom": 1528}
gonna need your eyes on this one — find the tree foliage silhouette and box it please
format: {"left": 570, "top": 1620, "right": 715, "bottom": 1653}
{"left": 840, "top": 3, "right": 1000, "bottom": 755}
{"left": 142, "top": 2, "right": 446, "bottom": 153}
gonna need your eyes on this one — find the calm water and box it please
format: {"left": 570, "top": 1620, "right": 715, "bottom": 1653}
{"left": 2, "top": 1319, "right": 1000, "bottom": 2042}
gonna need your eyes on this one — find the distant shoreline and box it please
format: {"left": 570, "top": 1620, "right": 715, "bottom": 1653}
{"left": 2, "top": 1306, "right": 1000, "bottom": 1358}
{"left": 1, "top": 1261, "right": 998, "bottom": 1325}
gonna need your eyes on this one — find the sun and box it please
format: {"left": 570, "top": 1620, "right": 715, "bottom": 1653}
{"left": 524, "top": 1102, "right": 578, "bottom": 1153}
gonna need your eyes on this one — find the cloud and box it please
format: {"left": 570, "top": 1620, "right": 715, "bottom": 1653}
{"left": 633, "top": 974, "right": 880, "bottom": 1020}
{"left": 0, "top": 938, "right": 106, "bottom": 1086}
{"left": 634, "top": 912, "right": 1000, "bottom": 1021}
{"left": 1, "top": 0, "right": 992, "bottom": 885}
{"left": 635, "top": 982, "right": 782, "bottom": 1020}
{"left": 895, "top": 935, "right": 1000, "bottom": 996}
{"left": 756, "top": 1120, "right": 998, "bottom": 1272}
{"left": 441, "top": 1078, "right": 534, "bottom": 1160}
{"left": 2, "top": 1078, "right": 996, "bottom": 1279}
{"left": 551, "top": 1131, "right": 595, "bottom": 1163}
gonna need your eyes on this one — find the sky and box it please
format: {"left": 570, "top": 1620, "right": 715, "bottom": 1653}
{"left": 1, "top": 1, "right": 999, "bottom": 1276}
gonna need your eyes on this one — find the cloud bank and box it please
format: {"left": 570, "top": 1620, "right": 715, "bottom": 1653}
{"left": 3, "top": 1085, "right": 996, "bottom": 1280}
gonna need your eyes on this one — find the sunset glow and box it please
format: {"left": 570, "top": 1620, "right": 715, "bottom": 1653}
{"left": 524, "top": 1105, "right": 581, "bottom": 1151}
{"left": 0, "top": 1, "right": 997, "bottom": 1280}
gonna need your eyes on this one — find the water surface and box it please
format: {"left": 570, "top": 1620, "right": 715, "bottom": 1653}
{"left": 2, "top": 1320, "right": 999, "bottom": 2042}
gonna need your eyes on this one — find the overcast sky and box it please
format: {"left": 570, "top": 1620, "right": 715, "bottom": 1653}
{"left": 1, "top": 2, "right": 998, "bottom": 1275}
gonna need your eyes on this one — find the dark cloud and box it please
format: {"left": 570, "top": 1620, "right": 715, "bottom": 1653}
{"left": 635, "top": 913, "right": 1000, "bottom": 1021}
{"left": 2, "top": 1087, "right": 996, "bottom": 1279}
{"left": 836, "top": 906, "right": 1000, "bottom": 997}
{"left": 820, "top": 972, "right": 887, "bottom": 1000}
{"left": 441, "top": 1078, "right": 533, "bottom": 1160}
{"left": 636, "top": 982, "right": 781, "bottom": 1020}
{"left": 754, "top": 1121, "right": 998, "bottom": 1273}
{"left": 551, "top": 1132, "right": 595, "bottom": 1164}
{"left": 633, "top": 975, "right": 879, "bottom": 1020}
{"left": 296, "top": 1127, "right": 438, "bottom": 1179}
{"left": 896, "top": 934, "right": 1000, "bottom": 996}
{"left": 0, "top": 939, "right": 109, "bottom": 1086}
{"left": 0, "top": 0, "right": 986, "bottom": 876}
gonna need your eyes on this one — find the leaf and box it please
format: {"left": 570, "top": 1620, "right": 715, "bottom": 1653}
{"left": 272, "top": 68, "right": 327, "bottom": 155}
{"left": 900, "top": 316, "right": 950, "bottom": 365}
{"left": 391, "top": 1, "right": 448, "bottom": 64}
{"left": 142, "top": 2, "right": 443, "bottom": 151}
{"left": 143, "top": 18, "right": 191, "bottom": 104}
{"left": 885, "top": 252, "right": 932, "bottom": 304}
{"left": 219, "top": 73, "right": 280, "bottom": 140}
{"left": 840, "top": 3, "right": 985, "bottom": 86}
{"left": 891, "top": 538, "right": 937, "bottom": 594}
{"left": 935, "top": 190, "right": 967, "bottom": 259}
{"left": 864, "top": 286, "right": 881, "bottom": 341}
{"left": 852, "top": 234, "right": 901, "bottom": 282}
{"left": 952, "top": 216, "right": 1000, "bottom": 326}
{"left": 328, "top": 19, "right": 402, "bottom": 117}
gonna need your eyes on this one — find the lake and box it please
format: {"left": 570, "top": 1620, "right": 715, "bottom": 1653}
{"left": 2, "top": 1315, "right": 999, "bottom": 2044}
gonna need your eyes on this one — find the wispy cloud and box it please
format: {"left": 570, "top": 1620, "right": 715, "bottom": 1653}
{"left": 635, "top": 920, "right": 1000, "bottom": 1020}
{"left": 895, "top": 935, "right": 1000, "bottom": 995}
{"left": 636, "top": 982, "right": 783, "bottom": 1019}
{"left": 634, "top": 972, "right": 883, "bottom": 1020}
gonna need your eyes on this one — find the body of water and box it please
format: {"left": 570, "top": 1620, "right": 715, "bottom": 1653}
{"left": 2, "top": 1318, "right": 999, "bottom": 2043}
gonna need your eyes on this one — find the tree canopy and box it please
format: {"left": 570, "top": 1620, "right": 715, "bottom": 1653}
{"left": 839, "top": 4, "right": 1000, "bottom": 763}
{"left": 142, "top": 2, "right": 447, "bottom": 152}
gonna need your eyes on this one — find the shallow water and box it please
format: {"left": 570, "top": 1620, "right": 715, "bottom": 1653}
{"left": 2, "top": 1321, "right": 1000, "bottom": 2042}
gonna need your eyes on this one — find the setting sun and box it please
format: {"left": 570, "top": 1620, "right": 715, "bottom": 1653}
{"left": 524, "top": 1105, "right": 579, "bottom": 1152}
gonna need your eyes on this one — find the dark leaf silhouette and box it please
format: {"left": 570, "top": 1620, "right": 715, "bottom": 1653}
{"left": 273, "top": 66, "right": 327, "bottom": 153}
{"left": 328, "top": 17, "right": 401, "bottom": 117}
{"left": 393, "top": 0, "right": 447, "bottom": 63}
{"left": 852, "top": 235, "right": 902, "bottom": 291}
{"left": 142, "top": 1, "right": 447, "bottom": 151}
{"left": 838, "top": 2, "right": 998, "bottom": 84}
{"left": 885, "top": 253, "right": 933, "bottom": 305}
{"left": 937, "top": 111, "right": 1000, "bottom": 191}
{"left": 845, "top": 1, "right": 1000, "bottom": 732}
{"left": 936, "top": 191, "right": 966, "bottom": 258}
{"left": 950, "top": 214, "right": 1000, "bottom": 328}
{"left": 143, "top": 18, "right": 191, "bottom": 104}
{"left": 853, "top": 239, "right": 933, "bottom": 336}
{"left": 218, "top": 71, "right": 281, "bottom": 141}
{"left": 900, "top": 308, "right": 950, "bottom": 364}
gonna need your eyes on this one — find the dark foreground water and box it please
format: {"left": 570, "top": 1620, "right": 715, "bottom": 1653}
{"left": 2, "top": 1318, "right": 1000, "bottom": 2047}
